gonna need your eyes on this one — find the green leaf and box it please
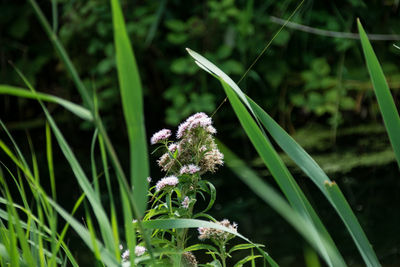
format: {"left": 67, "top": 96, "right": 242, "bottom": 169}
{"left": 246, "top": 97, "right": 380, "bottom": 267}
{"left": 186, "top": 49, "right": 346, "bottom": 266}
{"left": 218, "top": 142, "right": 345, "bottom": 267}
{"left": 187, "top": 48, "right": 379, "bottom": 266}
{"left": 184, "top": 244, "right": 218, "bottom": 253}
{"left": 0, "top": 85, "right": 92, "bottom": 121}
{"left": 110, "top": 0, "right": 149, "bottom": 216}
{"left": 228, "top": 243, "right": 260, "bottom": 254}
{"left": 234, "top": 255, "right": 262, "bottom": 267}
{"left": 46, "top": 198, "right": 118, "bottom": 267}
{"left": 221, "top": 81, "right": 343, "bottom": 266}
{"left": 358, "top": 19, "right": 400, "bottom": 168}
{"left": 14, "top": 72, "right": 116, "bottom": 256}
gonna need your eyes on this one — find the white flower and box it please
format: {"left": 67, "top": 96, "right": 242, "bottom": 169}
{"left": 122, "top": 249, "right": 130, "bottom": 261}
{"left": 121, "top": 245, "right": 147, "bottom": 262}
{"left": 155, "top": 176, "right": 179, "bottom": 191}
{"left": 168, "top": 143, "right": 178, "bottom": 152}
{"left": 150, "top": 129, "right": 171, "bottom": 145}
{"left": 177, "top": 112, "right": 213, "bottom": 139}
{"left": 181, "top": 196, "right": 190, "bottom": 209}
{"left": 198, "top": 219, "right": 238, "bottom": 241}
{"left": 179, "top": 164, "right": 201, "bottom": 175}
{"left": 135, "top": 245, "right": 147, "bottom": 256}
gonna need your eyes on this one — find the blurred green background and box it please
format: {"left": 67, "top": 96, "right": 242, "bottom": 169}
{"left": 1, "top": 0, "right": 399, "bottom": 265}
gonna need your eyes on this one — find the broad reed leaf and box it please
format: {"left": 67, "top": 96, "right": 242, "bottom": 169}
{"left": 221, "top": 81, "right": 344, "bottom": 266}
{"left": 187, "top": 48, "right": 381, "bottom": 267}
{"left": 246, "top": 97, "right": 380, "bottom": 267}
{"left": 110, "top": 0, "right": 149, "bottom": 216}
{"left": 358, "top": 20, "right": 400, "bottom": 168}
{"left": 187, "top": 49, "right": 346, "bottom": 266}
{"left": 0, "top": 85, "right": 92, "bottom": 121}
{"left": 218, "top": 142, "right": 344, "bottom": 265}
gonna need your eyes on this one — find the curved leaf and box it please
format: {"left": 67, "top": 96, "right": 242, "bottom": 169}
{"left": 0, "top": 85, "right": 92, "bottom": 121}
{"left": 358, "top": 19, "right": 400, "bottom": 168}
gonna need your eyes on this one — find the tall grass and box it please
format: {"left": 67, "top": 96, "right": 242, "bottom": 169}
{"left": 0, "top": 0, "right": 396, "bottom": 266}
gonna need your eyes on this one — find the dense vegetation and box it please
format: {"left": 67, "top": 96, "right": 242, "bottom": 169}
{"left": 0, "top": 0, "right": 399, "bottom": 266}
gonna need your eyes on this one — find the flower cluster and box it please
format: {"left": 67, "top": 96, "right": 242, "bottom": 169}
{"left": 177, "top": 112, "right": 216, "bottom": 139}
{"left": 121, "top": 245, "right": 147, "bottom": 262}
{"left": 181, "top": 251, "right": 198, "bottom": 267}
{"left": 152, "top": 112, "right": 223, "bottom": 176}
{"left": 181, "top": 196, "right": 190, "bottom": 209}
{"left": 155, "top": 176, "right": 179, "bottom": 192}
{"left": 198, "top": 219, "right": 238, "bottom": 242}
{"left": 150, "top": 129, "right": 171, "bottom": 145}
{"left": 179, "top": 164, "right": 201, "bottom": 175}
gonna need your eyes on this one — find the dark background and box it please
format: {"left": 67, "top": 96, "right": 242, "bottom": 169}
{"left": 1, "top": 0, "right": 399, "bottom": 266}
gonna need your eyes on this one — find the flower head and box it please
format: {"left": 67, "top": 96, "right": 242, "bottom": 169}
{"left": 181, "top": 196, "right": 190, "bottom": 209}
{"left": 122, "top": 249, "right": 130, "bottom": 261}
{"left": 150, "top": 129, "right": 171, "bottom": 145}
{"left": 182, "top": 251, "right": 198, "bottom": 267}
{"left": 168, "top": 143, "right": 178, "bottom": 153}
{"left": 121, "top": 245, "right": 147, "bottom": 262}
{"left": 198, "top": 219, "right": 238, "bottom": 242}
{"left": 177, "top": 112, "right": 213, "bottom": 139}
{"left": 155, "top": 176, "right": 179, "bottom": 192}
{"left": 135, "top": 245, "right": 147, "bottom": 257}
{"left": 179, "top": 164, "right": 201, "bottom": 175}
{"left": 200, "top": 149, "right": 224, "bottom": 173}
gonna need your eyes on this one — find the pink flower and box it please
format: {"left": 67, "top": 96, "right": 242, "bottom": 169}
{"left": 121, "top": 245, "right": 147, "bottom": 261}
{"left": 181, "top": 196, "right": 190, "bottom": 209}
{"left": 198, "top": 219, "right": 238, "bottom": 241}
{"left": 155, "top": 176, "right": 179, "bottom": 191}
{"left": 135, "top": 245, "right": 147, "bottom": 256}
{"left": 122, "top": 249, "right": 130, "bottom": 261}
{"left": 200, "top": 149, "right": 224, "bottom": 173}
{"left": 177, "top": 112, "right": 213, "bottom": 139}
{"left": 150, "top": 129, "right": 171, "bottom": 145}
{"left": 168, "top": 143, "right": 178, "bottom": 153}
{"left": 179, "top": 164, "right": 201, "bottom": 175}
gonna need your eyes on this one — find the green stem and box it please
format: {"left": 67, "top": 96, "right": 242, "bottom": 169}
{"left": 168, "top": 191, "right": 173, "bottom": 216}
{"left": 219, "top": 243, "right": 227, "bottom": 267}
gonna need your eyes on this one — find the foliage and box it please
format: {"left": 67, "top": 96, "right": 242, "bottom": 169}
{"left": 2, "top": 0, "right": 400, "bottom": 129}
{"left": 0, "top": 0, "right": 399, "bottom": 267}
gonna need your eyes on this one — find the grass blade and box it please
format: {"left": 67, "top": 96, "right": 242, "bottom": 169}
{"left": 218, "top": 141, "right": 346, "bottom": 266}
{"left": 46, "top": 198, "right": 118, "bottom": 267}
{"left": 13, "top": 71, "right": 116, "bottom": 255}
{"left": 27, "top": 0, "right": 93, "bottom": 110}
{"left": 246, "top": 97, "right": 380, "bottom": 267}
{"left": 186, "top": 49, "right": 346, "bottom": 266}
{"left": 110, "top": 0, "right": 149, "bottom": 216}
{"left": 220, "top": 80, "right": 344, "bottom": 266}
{"left": 187, "top": 48, "right": 382, "bottom": 267}
{"left": 0, "top": 85, "right": 92, "bottom": 121}
{"left": 358, "top": 19, "right": 400, "bottom": 168}
{"left": 27, "top": 2, "right": 151, "bottom": 242}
